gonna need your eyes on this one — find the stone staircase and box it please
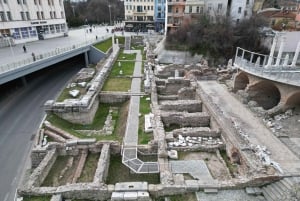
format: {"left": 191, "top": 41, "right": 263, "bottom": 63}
{"left": 262, "top": 177, "right": 300, "bottom": 201}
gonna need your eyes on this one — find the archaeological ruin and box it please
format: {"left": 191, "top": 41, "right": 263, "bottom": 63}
{"left": 18, "top": 34, "right": 300, "bottom": 201}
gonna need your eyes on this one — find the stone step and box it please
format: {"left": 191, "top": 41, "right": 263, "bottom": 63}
{"left": 271, "top": 182, "right": 287, "bottom": 197}
{"left": 262, "top": 188, "right": 276, "bottom": 201}
{"left": 265, "top": 185, "right": 281, "bottom": 200}
{"left": 280, "top": 179, "right": 293, "bottom": 190}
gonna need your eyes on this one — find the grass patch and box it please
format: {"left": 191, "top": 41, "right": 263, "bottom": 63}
{"left": 102, "top": 78, "right": 131, "bottom": 91}
{"left": 107, "top": 155, "right": 160, "bottom": 184}
{"left": 164, "top": 124, "right": 181, "bottom": 132}
{"left": 23, "top": 196, "right": 51, "bottom": 201}
{"left": 220, "top": 150, "right": 238, "bottom": 177}
{"left": 116, "top": 36, "right": 125, "bottom": 45}
{"left": 110, "top": 52, "right": 136, "bottom": 77}
{"left": 46, "top": 102, "right": 126, "bottom": 141}
{"left": 138, "top": 96, "right": 152, "bottom": 144}
{"left": 56, "top": 86, "right": 86, "bottom": 102}
{"left": 42, "top": 155, "right": 80, "bottom": 187}
{"left": 94, "top": 37, "right": 112, "bottom": 53}
{"left": 77, "top": 153, "right": 100, "bottom": 183}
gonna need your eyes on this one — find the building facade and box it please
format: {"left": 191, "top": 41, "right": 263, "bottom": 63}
{"left": 229, "top": 0, "right": 254, "bottom": 24}
{"left": 154, "top": 0, "right": 166, "bottom": 32}
{"left": 0, "top": 0, "right": 67, "bottom": 45}
{"left": 167, "top": 0, "right": 186, "bottom": 31}
{"left": 124, "top": 0, "right": 155, "bottom": 32}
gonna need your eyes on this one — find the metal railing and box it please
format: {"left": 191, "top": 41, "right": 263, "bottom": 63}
{"left": 234, "top": 47, "right": 300, "bottom": 86}
{"left": 0, "top": 35, "right": 111, "bottom": 74}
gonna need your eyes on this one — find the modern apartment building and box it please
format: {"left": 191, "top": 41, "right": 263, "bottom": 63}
{"left": 167, "top": 0, "right": 186, "bottom": 31}
{"left": 124, "top": 0, "right": 155, "bottom": 32}
{"left": 0, "top": 0, "right": 67, "bottom": 44}
{"left": 154, "top": 0, "right": 166, "bottom": 32}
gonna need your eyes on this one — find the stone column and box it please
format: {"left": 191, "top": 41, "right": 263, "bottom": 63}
{"left": 275, "top": 36, "right": 285, "bottom": 66}
{"left": 291, "top": 40, "right": 300, "bottom": 67}
{"left": 266, "top": 36, "right": 278, "bottom": 67}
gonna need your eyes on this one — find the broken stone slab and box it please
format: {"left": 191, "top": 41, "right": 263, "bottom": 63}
{"left": 204, "top": 188, "right": 218, "bottom": 194}
{"left": 69, "top": 89, "right": 80, "bottom": 98}
{"left": 111, "top": 192, "right": 124, "bottom": 201}
{"left": 115, "top": 182, "right": 148, "bottom": 192}
{"left": 167, "top": 150, "right": 178, "bottom": 159}
{"left": 123, "top": 192, "right": 138, "bottom": 200}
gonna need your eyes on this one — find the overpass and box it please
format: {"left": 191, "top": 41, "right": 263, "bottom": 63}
{"left": 233, "top": 35, "right": 300, "bottom": 113}
{"left": 0, "top": 36, "right": 110, "bottom": 85}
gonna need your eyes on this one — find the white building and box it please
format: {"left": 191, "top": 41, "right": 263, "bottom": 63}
{"left": 184, "top": 0, "right": 228, "bottom": 22}
{"left": 0, "top": 0, "right": 67, "bottom": 45}
{"left": 229, "top": 0, "right": 254, "bottom": 24}
{"left": 124, "top": 0, "right": 155, "bottom": 31}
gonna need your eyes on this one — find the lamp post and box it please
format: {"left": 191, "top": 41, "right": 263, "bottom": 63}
{"left": 108, "top": 4, "right": 112, "bottom": 26}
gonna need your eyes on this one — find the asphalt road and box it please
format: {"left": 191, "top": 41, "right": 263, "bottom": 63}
{"left": 0, "top": 57, "right": 83, "bottom": 201}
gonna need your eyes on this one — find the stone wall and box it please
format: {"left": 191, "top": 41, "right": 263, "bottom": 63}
{"left": 177, "top": 87, "right": 196, "bottom": 100}
{"left": 99, "top": 92, "right": 130, "bottom": 104}
{"left": 156, "top": 78, "right": 190, "bottom": 95}
{"left": 94, "top": 143, "right": 111, "bottom": 183}
{"left": 31, "top": 148, "right": 48, "bottom": 169}
{"left": 44, "top": 46, "right": 120, "bottom": 125}
{"left": 161, "top": 111, "right": 210, "bottom": 127}
{"left": 171, "top": 127, "right": 220, "bottom": 138}
{"left": 26, "top": 149, "right": 57, "bottom": 188}
{"left": 159, "top": 100, "right": 202, "bottom": 112}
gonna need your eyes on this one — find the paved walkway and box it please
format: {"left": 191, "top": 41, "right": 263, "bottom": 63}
{"left": 122, "top": 44, "right": 159, "bottom": 173}
{"left": 170, "top": 160, "right": 214, "bottom": 181}
{"left": 198, "top": 81, "right": 300, "bottom": 175}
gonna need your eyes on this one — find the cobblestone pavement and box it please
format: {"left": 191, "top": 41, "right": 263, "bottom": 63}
{"left": 170, "top": 160, "right": 214, "bottom": 182}
{"left": 196, "top": 190, "right": 266, "bottom": 201}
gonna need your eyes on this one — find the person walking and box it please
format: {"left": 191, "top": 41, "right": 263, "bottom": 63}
{"left": 23, "top": 44, "right": 27, "bottom": 53}
{"left": 32, "top": 52, "right": 36, "bottom": 61}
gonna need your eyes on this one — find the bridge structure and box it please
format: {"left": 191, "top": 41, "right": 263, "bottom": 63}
{"left": 0, "top": 35, "right": 110, "bottom": 85}
{"left": 233, "top": 33, "right": 300, "bottom": 113}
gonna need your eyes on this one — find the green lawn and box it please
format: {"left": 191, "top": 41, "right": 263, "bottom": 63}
{"left": 115, "top": 36, "right": 125, "bottom": 45}
{"left": 110, "top": 52, "right": 136, "bottom": 77}
{"left": 77, "top": 153, "right": 100, "bottom": 183}
{"left": 46, "top": 103, "right": 124, "bottom": 141}
{"left": 23, "top": 196, "right": 51, "bottom": 201}
{"left": 138, "top": 96, "right": 152, "bottom": 144}
{"left": 107, "top": 155, "right": 160, "bottom": 184}
{"left": 102, "top": 78, "right": 131, "bottom": 92}
{"left": 94, "top": 38, "right": 112, "bottom": 53}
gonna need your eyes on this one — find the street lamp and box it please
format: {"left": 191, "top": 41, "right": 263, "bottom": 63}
{"left": 108, "top": 4, "right": 112, "bottom": 26}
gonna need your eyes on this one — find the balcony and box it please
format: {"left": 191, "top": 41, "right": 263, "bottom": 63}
{"left": 167, "top": 0, "right": 186, "bottom": 6}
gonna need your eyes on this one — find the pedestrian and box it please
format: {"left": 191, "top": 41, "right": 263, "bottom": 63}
{"left": 96, "top": 35, "right": 98, "bottom": 40}
{"left": 106, "top": 28, "right": 109, "bottom": 33}
{"left": 32, "top": 52, "right": 36, "bottom": 61}
{"left": 23, "top": 44, "right": 27, "bottom": 53}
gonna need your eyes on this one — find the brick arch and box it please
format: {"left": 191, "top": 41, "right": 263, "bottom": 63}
{"left": 285, "top": 91, "right": 300, "bottom": 108}
{"left": 247, "top": 81, "right": 281, "bottom": 110}
{"left": 233, "top": 72, "right": 250, "bottom": 91}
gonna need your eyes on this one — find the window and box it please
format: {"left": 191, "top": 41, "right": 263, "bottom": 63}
{"left": 244, "top": 10, "right": 248, "bottom": 16}
{"left": 246, "top": 0, "right": 249, "bottom": 5}
{"left": 41, "top": 11, "right": 44, "bottom": 19}
{"left": 13, "top": 28, "right": 21, "bottom": 39}
{"left": 50, "top": 11, "right": 53, "bottom": 19}
{"left": 218, "top": 3, "right": 222, "bottom": 10}
{"left": 137, "top": 5, "right": 143, "bottom": 12}
{"left": 175, "top": 7, "right": 178, "bottom": 13}
{"left": 6, "top": 11, "right": 12, "bottom": 21}
{"left": 26, "top": 12, "right": 30, "bottom": 20}
{"left": 48, "top": 0, "right": 50, "bottom": 5}
{"left": 196, "top": 6, "right": 199, "bottom": 13}
{"left": 23, "top": 0, "right": 26, "bottom": 4}
{"left": 29, "top": 27, "right": 37, "bottom": 37}
{"left": 53, "top": 11, "right": 56, "bottom": 18}
{"left": 0, "top": 12, "right": 6, "bottom": 21}
{"left": 144, "top": 6, "right": 146, "bottom": 10}
{"left": 3, "top": 0, "right": 7, "bottom": 3}
{"left": 37, "top": 12, "right": 40, "bottom": 20}
{"left": 38, "top": 0, "right": 41, "bottom": 5}
{"left": 34, "top": 0, "right": 37, "bottom": 4}
{"left": 238, "top": 7, "right": 242, "bottom": 13}
{"left": 189, "top": 6, "right": 192, "bottom": 13}
{"left": 20, "top": 12, "right": 26, "bottom": 20}
{"left": 17, "top": 0, "right": 21, "bottom": 4}
{"left": 55, "top": 24, "right": 60, "bottom": 33}
{"left": 50, "top": 25, "right": 55, "bottom": 33}
{"left": 21, "top": 27, "right": 29, "bottom": 38}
